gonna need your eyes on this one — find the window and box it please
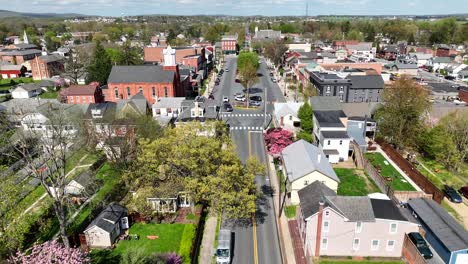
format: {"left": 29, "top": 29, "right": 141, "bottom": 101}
{"left": 164, "top": 87, "right": 168, "bottom": 97}
{"left": 339, "top": 140, "right": 343, "bottom": 145}
{"left": 152, "top": 87, "right": 156, "bottom": 97}
{"left": 69, "top": 96, "right": 74, "bottom": 102}
{"left": 321, "top": 238, "right": 328, "bottom": 250}
{"left": 371, "top": 239, "right": 379, "bottom": 251}
{"left": 304, "top": 180, "right": 309, "bottom": 186}
{"left": 327, "top": 140, "right": 331, "bottom": 145}
{"left": 41, "top": 63, "right": 45, "bottom": 69}
{"left": 191, "top": 109, "right": 196, "bottom": 117}
{"left": 387, "top": 240, "right": 395, "bottom": 251}
{"left": 323, "top": 221, "right": 330, "bottom": 232}
{"left": 339, "top": 86, "right": 344, "bottom": 92}
{"left": 353, "top": 238, "right": 360, "bottom": 250}
{"left": 127, "top": 87, "right": 131, "bottom": 97}
{"left": 324, "top": 210, "right": 330, "bottom": 217}
{"left": 289, "top": 116, "right": 293, "bottom": 121}
{"left": 355, "top": 222, "right": 362, "bottom": 233}
{"left": 88, "top": 96, "right": 92, "bottom": 102}
{"left": 139, "top": 87, "right": 143, "bottom": 93}
{"left": 326, "top": 86, "right": 331, "bottom": 93}
{"left": 389, "top": 223, "right": 397, "bottom": 233}
{"left": 114, "top": 88, "right": 119, "bottom": 98}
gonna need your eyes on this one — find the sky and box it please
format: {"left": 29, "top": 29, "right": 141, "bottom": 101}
{"left": 3, "top": 0, "right": 468, "bottom": 17}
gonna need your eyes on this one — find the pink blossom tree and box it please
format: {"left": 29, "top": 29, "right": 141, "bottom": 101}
{"left": 9, "top": 241, "right": 90, "bottom": 264}
{"left": 264, "top": 128, "right": 293, "bottom": 157}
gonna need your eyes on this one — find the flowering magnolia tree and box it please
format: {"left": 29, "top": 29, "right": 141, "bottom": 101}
{"left": 264, "top": 128, "right": 293, "bottom": 157}
{"left": 9, "top": 241, "right": 90, "bottom": 264}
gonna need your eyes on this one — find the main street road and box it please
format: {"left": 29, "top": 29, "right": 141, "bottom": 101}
{"left": 210, "top": 56, "right": 285, "bottom": 264}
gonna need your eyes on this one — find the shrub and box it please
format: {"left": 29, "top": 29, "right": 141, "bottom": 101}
{"left": 178, "top": 224, "right": 196, "bottom": 264}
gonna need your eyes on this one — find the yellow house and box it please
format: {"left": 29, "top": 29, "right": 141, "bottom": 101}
{"left": 281, "top": 140, "right": 340, "bottom": 205}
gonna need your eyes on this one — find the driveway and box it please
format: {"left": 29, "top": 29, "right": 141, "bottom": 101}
{"left": 444, "top": 198, "right": 468, "bottom": 230}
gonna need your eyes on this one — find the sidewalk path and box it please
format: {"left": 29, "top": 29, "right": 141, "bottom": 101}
{"left": 288, "top": 220, "right": 308, "bottom": 264}
{"left": 199, "top": 213, "right": 218, "bottom": 264}
{"left": 373, "top": 146, "right": 422, "bottom": 192}
{"left": 268, "top": 155, "right": 296, "bottom": 264}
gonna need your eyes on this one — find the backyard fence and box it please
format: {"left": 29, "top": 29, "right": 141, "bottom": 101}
{"left": 376, "top": 140, "right": 444, "bottom": 203}
{"left": 402, "top": 234, "right": 427, "bottom": 264}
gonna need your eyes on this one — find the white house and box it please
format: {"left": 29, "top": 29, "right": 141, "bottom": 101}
{"left": 426, "top": 57, "right": 452, "bottom": 71}
{"left": 281, "top": 140, "right": 340, "bottom": 205}
{"left": 273, "top": 102, "right": 304, "bottom": 131}
{"left": 408, "top": 52, "right": 433, "bottom": 67}
{"left": 11, "top": 84, "right": 42, "bottom": 99}
{"left": 288, "top": 43, "right": 312, "bottom": 53}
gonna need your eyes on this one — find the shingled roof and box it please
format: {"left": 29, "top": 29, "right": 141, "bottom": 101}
{"left": 108, "top": 65, "right": 175, "bottom": 84}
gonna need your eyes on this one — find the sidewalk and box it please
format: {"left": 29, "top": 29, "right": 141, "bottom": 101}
{"left": 267, "top": 155, "right": 296, "bottom": 264}
{"left": 374, "top": 146, "right": 422, "bottom": 192}
{"left": 199, "top": 212, "right": 218, "bottom": 264}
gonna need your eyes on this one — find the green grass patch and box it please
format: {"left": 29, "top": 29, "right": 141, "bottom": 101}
{"left": 39, "top": 90, "right": 59, "bottom": 99}
{"left": 114, "top": 223, "right": 188, "bottom": 255}
{"left": 16, "top": 185, "right": 46, "bottom": 212}
{"left": 365, "top": 153, "right": 416, "bottom": 191}
{"left": 335, "top": 168, "right": 380, "bottom": 196}
{"left": 0, "top": 77, "right": 34, "bottom": 87}
{"left": 416, "top": 156, "right": 466, "bottom": 190}
{"left": 319, "top": 261, "right": 404, "bottom": 264}
{"left": 284, "top": 205, "right": 296, "bottom": 219}
{"left": 179, "top": 224, "right": 196, "bottom": 264}
{"left": 441, "top": 200, "right": 464, "bottom": 225}
{"left": 277, "top": 168, "right": 285, "bottom": 193}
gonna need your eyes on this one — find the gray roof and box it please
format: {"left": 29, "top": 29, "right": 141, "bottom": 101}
{"left": 3, "top": 49, "right": 42, "bottom": 56}
{"left": 281, "top": 140, "right": 339, "bottom": 183}
{"left": 39, "top": 54, "right": 64, "bottom": 63}
{"left": 346, "top": 43, "right": 372, "bottom": 51}
{"left": 274, "top": 102, "right": 303, "bottom": 121}
{"left": 108, "top": 65, "right": 175, "bottom": 84}
{"left": 85, "top": 203, "right": 127, "bottom": 233}
{"left": 309, "top": 96, "right": 342, "bottom": 111}
{"left": 394, "top": 62, "right": 418, "bottom": 69}
{"left": 116, "top": 92, "right": 148, "bottom": 116}
{"left": 347, "top": 122, "right": 366, "bottom": 147}
{"left": 0, "top": 64, "right": 24, "bottom": 71}
{"left": 321, "top": 130, "right": 349, "bottom": 139}
{"left": 408, "top": 198, "right": 468, "bottom": 252}
{"left": 326, "top": 196, "right": 375, "bottom": 222}
{"left": 370, "top": 198, "right": 407, "bottom": 221}
{"left": 0, "top": 98, "right": 59, "bottom": 115}
{"left": 298, "top": 181, "right": 337, "bottom": 219}
{"left": 39, "top": 79, "right": 56, "bottom": 88}
{"left": 342, "top": 102, "right": 380, "bottom": 118}
{"left": 176, "top": 96, "right": 219, "bottom": 122}
{"left": 14, "top": 83, "right": 40, "bottom": 92}
{"left": 349, "top": 75, "right": 384, "bottom": 89}
{"left": 314, "top": 110, "right": 346, "bottom": 128}
{"left": 254, "top": 29, "right": 281, "bottom": 40}
{"left": 152, "top": 97, "right": 185, "bottom": 109}
{"left": 72, "top": 171, "right": 93, "bottom": 187}
{"left": 432, "top": 57, "right": 452, "bottom": 64}
{"left": 14, "top": 43, "right": 38, "bottom": 49}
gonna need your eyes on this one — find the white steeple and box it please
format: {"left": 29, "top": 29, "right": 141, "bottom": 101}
{"left": 163, "top": 45, "right": 176, "bottom": 66}
{"left": 23, "top": 30, "right": 29, "bottom": 44}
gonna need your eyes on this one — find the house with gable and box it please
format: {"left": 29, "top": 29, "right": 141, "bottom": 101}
{"left": 281, "top": 140, "right": 340, "bottom": 205}
{"left": 296, "top": 182, "right": 419, "bottom": 259}
{"left": 273, "top": 102, "right": 304, "bottom": 131}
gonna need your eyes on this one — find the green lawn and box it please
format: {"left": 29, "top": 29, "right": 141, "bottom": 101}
{"left": 284, "top": 205, "right": 297, "bottom": 219}
{"left": 365, "top": 153, "right": 416, "bottom": 191}
{"left": 0, "top": 77, "right": 34, "bottom": 86}
{"left": 335, "top": 168, "right": 380, "bottom": 196}
{"left": 39, "top": 90, "right": 59, "bottom": 99}
{"left": 416, "top": 156, "right": 466, "bottom": 190}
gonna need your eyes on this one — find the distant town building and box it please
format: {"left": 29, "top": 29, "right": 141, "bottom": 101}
{"left": 221, "top": 34, "right": 237, "bottom": 54}
{"left": 30, "top": 54, "right": 65, "bottom": 81}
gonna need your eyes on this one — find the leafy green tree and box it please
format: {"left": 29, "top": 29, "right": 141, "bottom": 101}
{"left": 86, "top": 41, "right": 112, "bottom": 85}
{"left": 44, "top": 31, "right": 60, "bottom": 52}
{"left": 419, "top": 126, "right": 460, "bottom": 170}
{"left": 346, "top": 29, "right": 363, "bottom": 41}
{"left": 119, "top": 41, "right": 143, "bottom": 65}
{"left": 135, "top": 115, "right": 164, "bottom": 141}
{"left": 237, "top": 52, "right": 259, "bottom": 107}
{"left": 123, "top": 123, "right": 260, "bottom": 219}
{"left": 438, "top": 110, "right": 468, "bottom": 168}
{"left": 375, "top": 77, "right": 431, "bottom": 149}
{"left": 297, "top": 102, "right": 314, "bottom": 143}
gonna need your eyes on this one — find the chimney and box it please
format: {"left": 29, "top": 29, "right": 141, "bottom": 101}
{"left": 317, "top": 154, "right": 321, "bottom": 163}
{"left": 315, "top": 200, "right": 325, "bottom": 257}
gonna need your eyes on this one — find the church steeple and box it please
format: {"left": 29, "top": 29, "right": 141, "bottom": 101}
{"left": 23, "top": 30, "right": 29, "bottom": 44}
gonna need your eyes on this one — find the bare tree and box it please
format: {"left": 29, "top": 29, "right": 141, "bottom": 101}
{"left": 0, "top": 105, "right": 84, "bottom": 248}
{"left": 63, "top": 47, "right": 90, "bottom": 85}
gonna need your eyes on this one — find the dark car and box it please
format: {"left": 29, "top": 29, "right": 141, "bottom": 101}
{"left": 270, "top": 72, "right": 274, "bottom": 76}
{"left": 223, "top": 102, "right": 233, "bottom": 112}
{"left": 459, "top": 186, "right": 468, "bottom": 199}
{"left": 408, "top": 232, "right": 433, "bottom": 259}
{"left": 444, "top": 185, "right": 463, "bottom": 203}
{"left": 208, "top": 94, "right": 215, "bottom": 100}
{"left": 250, "top": 96, "right": 262, "bottom": 102}
{"left": 445, "top": 75, "right": 456, "bottom": 80}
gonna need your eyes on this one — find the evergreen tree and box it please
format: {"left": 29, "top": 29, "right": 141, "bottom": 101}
{"left": 86, "top": 41, "right": 112, "bottom": 85}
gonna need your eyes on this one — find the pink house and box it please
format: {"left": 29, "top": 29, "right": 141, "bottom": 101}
{"left": 296, "top": 182, "right": 419, "bottom": 259}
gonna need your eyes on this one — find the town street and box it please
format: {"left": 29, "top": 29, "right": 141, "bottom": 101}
{"left": 211, "top": 56, "right": 285, "bottom": 264}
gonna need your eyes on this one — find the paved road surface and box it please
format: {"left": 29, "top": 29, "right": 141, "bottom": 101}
{"left": 211, "top": 56, "right": 285, "bottom": 264}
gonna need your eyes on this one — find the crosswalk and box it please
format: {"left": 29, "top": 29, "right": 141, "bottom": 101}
{"left": 230, "top": 126, "right": 264, "bottom": 131}
{"left": 221, "top": 113, "right": 271, "bottom": 118}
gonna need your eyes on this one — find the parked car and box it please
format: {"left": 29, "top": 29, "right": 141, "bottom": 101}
{"left": 222, "top": 96, "right": 229, "bottom": 102}
{"left": 408, "top": 232, "right": 433, "bottom": 259}
{"left": 459, "top": 186, "right": 468, "bottom": 199}
{"left": 250, "top": 96, "right": 262, "bottom": 102}
{"left": 453, "top": 99, "right": 466, "bottom": 105}
{"left": 250, "top": 100, "right": 261, "bottom": 107}
{"left": 445, "top": 75, "right": 456, "bottom": 80}
{"left": 444, "top": 185, "right": 463, "bottom": 203}
{"left": 234, "top": 94, "right": 246, "bottom": 101}
{"left": 223, "top": 102, "right": 233, "bottom": 112}
{"left": 269, "top": 72, "right": 274, "bottom": 77}
{"left": 208, "top": 93, "right": 215, "bottom": 100}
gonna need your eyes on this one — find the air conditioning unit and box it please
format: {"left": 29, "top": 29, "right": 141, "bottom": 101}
{"left": 120, "top": 216, "right": 129, "bottom": 229}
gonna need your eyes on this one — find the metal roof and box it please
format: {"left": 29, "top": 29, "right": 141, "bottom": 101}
{"left": 108, "top": 65, "right": 175, "bottom": 84}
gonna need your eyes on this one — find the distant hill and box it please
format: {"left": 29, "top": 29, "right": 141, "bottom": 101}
{"left": 0, "top": 10, "right": 84, "bottom": 19}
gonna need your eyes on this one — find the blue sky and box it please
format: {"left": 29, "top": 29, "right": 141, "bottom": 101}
{"left": 4, "top": 0, "right": 468, "bottom": 16}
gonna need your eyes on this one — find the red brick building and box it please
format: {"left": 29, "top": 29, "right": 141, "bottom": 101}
{"left": 0, "top": 49, "right": 42, "bottom": 65}
{"left": 30, "top": 54, "right": 65, "bottom": 81}
{"left": 459, "top": 87, "right": 468, "bottom": 103}
{"left": 332, "top": 40, "right": 359, "bottom": 50}
{"left": 63, "top": 83, "right": 104, "bottom": 104}
{"left": 104, "top": 65, "right": 184, "bottom": 104}
{"left": 221, "top": 34, "right": 238, "bottom": 54}
{"left": 435, "top": 45, "right": 450, "bottom": 57}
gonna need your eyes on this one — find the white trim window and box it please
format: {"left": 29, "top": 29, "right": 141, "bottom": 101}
{"left": 371, "top": 239, "right": 379, "bottom": 251}
{"left": 355, "top": 222, "right": 362, "bottom": 233}
{"left": 323, "top": 220, "right": 330, "bottom": 233}
{"left": 353, "top": 238, "right": 360, "bottom": 250}
{"left": 386, "top": 240, "right": 395, "bottom": 251}
{"left": 389, "top": 222, "right": 398, "bottom": 234}
{"left": 324, "top": 210, "right": 330, "bottom": 217}
{"left": 321, "top": 238, "right": 328, "bottom": 250}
